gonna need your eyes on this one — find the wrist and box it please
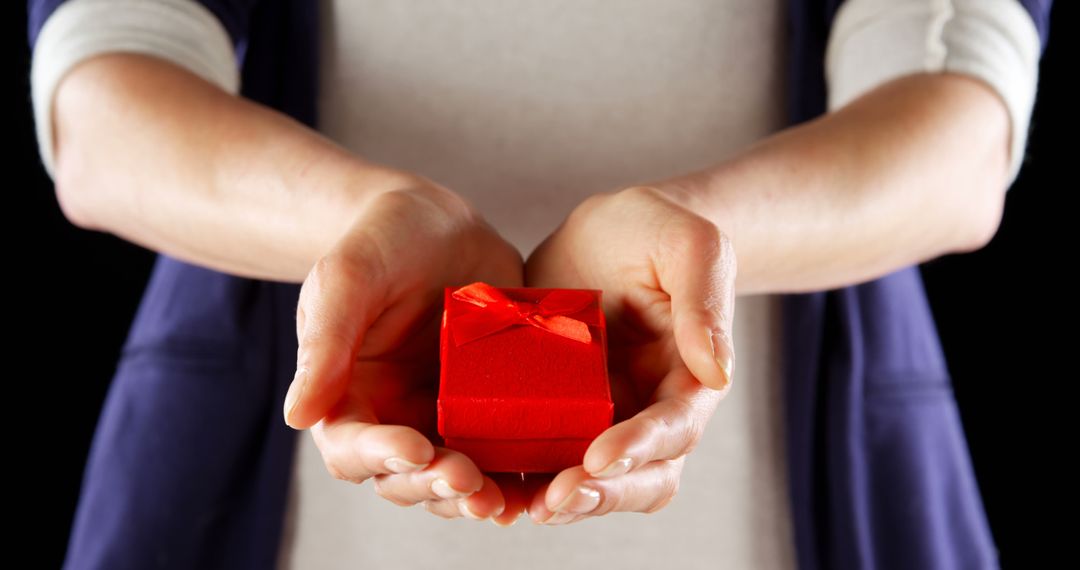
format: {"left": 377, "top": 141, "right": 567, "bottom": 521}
{"left": 644, "top": 130, "right": 844, "bottom": 295}
{"left": 332, "top": 165, "right": 489, "bottom": 255}
{"left": 324, "top": 161, "right": 433, "bottom": 250}
{"left": 647, "top": 165, "right": 746, "bottom": 267}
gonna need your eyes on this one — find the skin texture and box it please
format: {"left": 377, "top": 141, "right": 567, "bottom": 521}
{"left": 51, "top": 50, "right": 1010, "bottom": 527}
{"left": 521, "top": 71, "right": 1011, "bottom": 525}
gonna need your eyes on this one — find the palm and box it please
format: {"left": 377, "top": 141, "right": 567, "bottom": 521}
{"left": 312, "top": 237, "right": 529, "bottom": 516}
{"left": 520, "top": 229, "right": 687, "bottom": 504}
{"left": 514, "top": 186, "right": 738, "bottom": 524}
{"left": 329, "top": 242, "right": 524, "bottom": 424}
{"left": 606, "top": 289, "right": 684, "bottom": 425}
{"left": 301, "top": 186, "right": 731, "bottom": 524}
{"left": 344, "top": 312, "right": 443, "bottom": 443}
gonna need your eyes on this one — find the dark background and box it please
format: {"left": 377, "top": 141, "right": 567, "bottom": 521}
{"left": 11, "top": 3, "right": 1071, "bottom": 567}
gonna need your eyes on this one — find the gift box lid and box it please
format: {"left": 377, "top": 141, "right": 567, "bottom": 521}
{"left": 437, "top": 283, "right": 613, "bottom": 440}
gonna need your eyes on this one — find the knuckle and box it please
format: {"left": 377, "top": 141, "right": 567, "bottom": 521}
{"left": 307, "top": 254, "right": 338, "bottom": 287}
{"left": 668, "top": 214, "right": 734, "bottom": 268}
{"left": 329, "top": 251, "right": 374, "bottom": 290}
{"left": 605, "top": 487, "right": 630, "bottom": 515}
{"left": 666, "top": 399, "right": 705, "bottom": 456}
{"left": 376, "top": 184, "right": 473, "bottom": 235}
{"left": 682, "top": 431, "right": 702, "bottom": 456}
{"left": 683, "top": 217, "right": 724, "bottom": 255}
{"left": 324, "top": 458, "right": 364, "bottom": 485}
{"left": 371, "top": 187, "right": 432, "bottom": 224}
{"left": 651, "top": 206, "right": 728, "bottom": 270}
{"left": 54, "top": 168, "right": 94, "bottom": 230}
{"left": 643, "top": 497, "right": 668, "bottom": 514}
{"left": 568, "top": 191, "right": 614, "bottom": 227}
{"left": 618, "top": 184, "right": 666, "bottom": 204}
{"left": 645, "top": 488, "right": 677, "bottom": 514}
{"left": 422, "top": 499, "right": 458, "bottom": 519}
{"left": 683, "top": 412, "right": 709, "bottom": 455}
{"left": 373, "top": 476, "right": 415, "bottom": 507}
{"left": 324, "top": 461, "right": 348, "bottom": 482}
{"left": 644, "top": 464, "right": 682, "bottom": 514}
{"left": 295, "top": 304, "right": 306, "bottom": 333}
{"left": 309, "top": 425, "right": 331, "bottom": 450}
{"left": 311, "top": 249, "right": 386, "bottom": 302}
{"left": 640, "top": 413, "right": 670, "bottom": 442}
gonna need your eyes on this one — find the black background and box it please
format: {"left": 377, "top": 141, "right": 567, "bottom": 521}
{"left": 10, "top": 3, "right": 1071, "bottom": 567}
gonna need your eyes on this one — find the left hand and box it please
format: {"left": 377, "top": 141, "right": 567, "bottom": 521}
{"left": 521, "top": 185, "right": 738, "bottom": 525}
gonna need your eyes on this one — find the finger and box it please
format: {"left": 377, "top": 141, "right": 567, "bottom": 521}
{"left": 521, "top": 473, "right": 554, "bottom": 523}
{"left": 286, "top": 246, "right": 389, "bottom": 429}
{"left": 455, "top": 474, "right": 506, "bottom": 520}
{"left": 422, "top": 499, "right": 463, "bottom": 519}
{"left": 581, "top": 367, "right": 721, "bottom": 478}
{"left": 530, "top": 459, "right": 684, "bottom": 524}
{"left": 489, "top": 472, "right": 531, "bottom": 527}
{"left": 296, "top": 303, "right": 306, "bottom": 345}
{"left": 498, "top": 473, "right": 548, "bottom": 527}
{"left": 369, "top": 447, "right": 484, "bottom": 505}
{"left": 654, "top": 215, "right": 737, "bottom": 392}
{"left": 311, "top": 391, "right": 435, "bottom": 484}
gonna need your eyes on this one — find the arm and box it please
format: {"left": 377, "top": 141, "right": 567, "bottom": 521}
{"left": 29, "top": 0, "right": 528, "bottom": 523}
{"left": 30, "top": 0, "right": 430, "bottom": 283}
{"left": 655, "top": 0, "right": 1048, "bottom": 295}
{"left": 521, "top": 0, "right": 1052, "bottom": 524}
{"left": 665, "top": 71, "right": 1010, "bottom": 296}
{"left": 51, "top": 52, "right": 421, "bottom": 283}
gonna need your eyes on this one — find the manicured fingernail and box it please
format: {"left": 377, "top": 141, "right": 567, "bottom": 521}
{"left": 552, "top": 484, "right": 601, "bottom": 514}
{"left": 710, "top": 331, "right": 734, "bottom": 389}
{"left": 431, "top": 478, "right": 471, "bottom": 499}
{"left": 592, "top": 457, "right": 633, "bottom": 479}
{"left": 458, "top": 500, "right": 485, "bottom": 520}
{"left": 283, "top": 367, "right": 309, "bottom": 427}
{"left": 384, "top": 457, "right": 429, "bottom": 474}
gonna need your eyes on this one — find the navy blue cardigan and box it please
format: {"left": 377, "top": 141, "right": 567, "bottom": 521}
{"left": 28, "top": 1, "right": 1053, "bottom": 568}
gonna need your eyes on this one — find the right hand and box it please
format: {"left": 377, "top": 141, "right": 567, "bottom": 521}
{"left": 286, "top": 179, "right": 530, "bottom": 525}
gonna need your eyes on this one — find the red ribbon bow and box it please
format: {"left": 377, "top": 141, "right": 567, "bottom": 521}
{"left": 449, "top": 282, "right": 598, "bottom": 346}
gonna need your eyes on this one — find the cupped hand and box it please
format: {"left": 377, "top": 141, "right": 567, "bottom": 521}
{"left": 287, "top": 180, "right": 531, "bottom": 524}
{"left": 522, "top": 185, "right": 738, "bottom": 525}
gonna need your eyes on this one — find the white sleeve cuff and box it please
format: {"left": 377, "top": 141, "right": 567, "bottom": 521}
{"left": 29, "top": 0, "right": 240, "bottom": 181}
{"left": 825, "top": 0, "right": 1042, "bottom": 187}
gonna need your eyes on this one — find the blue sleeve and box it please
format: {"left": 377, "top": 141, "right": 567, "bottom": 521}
{"left": 28, "top": 0, "right": 260, "bottom": 54}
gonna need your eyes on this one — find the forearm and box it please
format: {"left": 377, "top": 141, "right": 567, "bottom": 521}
{"left": 52, "top": 53, "right": 421, "bottom": 283}
{"left": 665, "top": 72, "right": 1011, "bottom": 295}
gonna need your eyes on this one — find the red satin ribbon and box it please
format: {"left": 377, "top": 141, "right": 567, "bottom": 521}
{"left": 449, "top": 282, "right": 598, "bottom": 346}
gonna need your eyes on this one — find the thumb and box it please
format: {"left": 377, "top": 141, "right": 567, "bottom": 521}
{"left": 285, "top": 245, "right": 387, "bottom": 429}
{"left": 658, "top": 223, "right": 737, "bottom": 392}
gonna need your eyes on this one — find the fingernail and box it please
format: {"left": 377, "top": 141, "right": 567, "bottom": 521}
{"left": 591, "top": 457, "right": 632, "bottom": 479}
{"left": 710, "top": 331, "right": 734, "bottom": 389}
{"left": 431, "top": 478, "right": 471, "bottom": 499}
{"left": 492, "top": 513, "right": 519, "bottom": 527}
{"left": 552, "top": 484, "right": 601, "bottom": 514}
{"left": 458, "top": 500, "right": 485, "bottom": 520}
{"left": 283, "top": 367, "right": 309, "bottom": 427}
{"left": 384, "top": 457, "right": 429, "bottom": 474}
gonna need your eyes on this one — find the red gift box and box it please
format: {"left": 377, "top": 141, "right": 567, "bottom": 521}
{"left": 437, "top": 281, "right": 613, "bottom": 473}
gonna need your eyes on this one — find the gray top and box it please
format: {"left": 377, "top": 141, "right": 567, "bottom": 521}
{"left": 279, "top": 2, "right": 796, "bottom": 569}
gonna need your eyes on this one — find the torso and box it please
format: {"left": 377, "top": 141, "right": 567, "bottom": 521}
{"left": 280, "top": 1, "right": 795, "bottom": 567}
